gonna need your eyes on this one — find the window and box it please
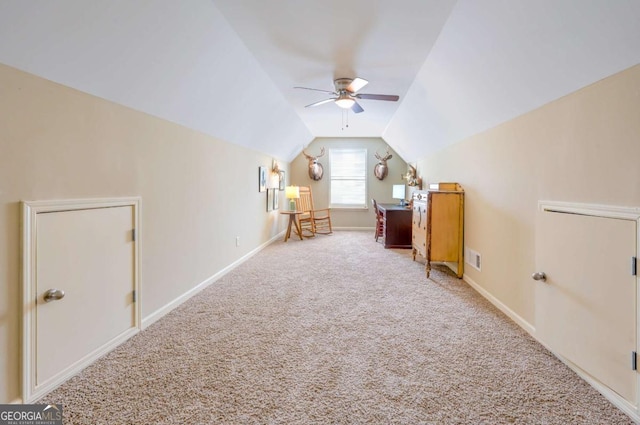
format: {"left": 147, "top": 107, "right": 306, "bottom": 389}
{"left": 329, "top": 148, "right": 367, "bottom": 208}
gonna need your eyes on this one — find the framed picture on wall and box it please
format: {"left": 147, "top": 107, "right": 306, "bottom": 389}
{"left": 267, "top": 188, "right": 274, "bottom": 211}
{"left": 278, "top": 170, "right": 285, "bottom": 191}
{"left": 273, "top": 189, "right": 279, "bottom": 210}
{"left": 258, "top": 166, "right": 267, "bottom": 192}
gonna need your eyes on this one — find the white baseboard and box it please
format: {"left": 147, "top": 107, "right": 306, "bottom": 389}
{"left": 462, "top": 273, "right": 535, "bottom": 336}
{"left": 26, "top": 328, "right": 138, "bottom": 403}
{"left": 463, "top": 274, "right": 640, "bottom": 423}
{"left": 333, "top": 227, "right": 374, "bottom": 231}
{"left": 543, "top": 342, "right": 639, "bottom": 422}
{"left": 10, "top": 231, "right": 282, "bottom": 404}
{"left": 142, "top": 231, "right": 284, "bottom": 329}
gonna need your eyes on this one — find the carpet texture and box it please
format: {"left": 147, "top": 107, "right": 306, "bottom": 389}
{"left": 40, "top": 230, "right": 633, "bottom": 424}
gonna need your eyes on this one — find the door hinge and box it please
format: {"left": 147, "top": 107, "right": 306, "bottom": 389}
{"left": 632, "top": 351, "right": 637, "bottom": 371}
{"left": 132, "top": 290, "right": 137, "bottom": 303}
{"left": 132, "top": 229, "right": 136, "bottom": 242}
{"left": 632, "top": 257, "right": 637, "bottom": 276}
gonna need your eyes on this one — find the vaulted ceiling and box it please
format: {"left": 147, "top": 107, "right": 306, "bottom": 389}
{"left": 1, "top": 1, "right": 639, "bottom": 162}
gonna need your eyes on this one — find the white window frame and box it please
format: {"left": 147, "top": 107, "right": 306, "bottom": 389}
{"left": 329, "top": 148, "right": 368, "bottom": 209}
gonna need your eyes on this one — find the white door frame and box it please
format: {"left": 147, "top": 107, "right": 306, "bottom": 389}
{"left": 22, "top": 197, "right": 141, "bottom": 402}
{"left": 538, "top": 200, "right": 640, "bottom": 420}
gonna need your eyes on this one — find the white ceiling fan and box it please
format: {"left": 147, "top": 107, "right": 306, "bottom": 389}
{"left": 294, "top": 77, "right": 399, "bottom": 114}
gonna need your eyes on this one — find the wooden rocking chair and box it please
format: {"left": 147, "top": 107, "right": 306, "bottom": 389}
{"left": 295, "top": 186, "right": 332, "bottom": 236}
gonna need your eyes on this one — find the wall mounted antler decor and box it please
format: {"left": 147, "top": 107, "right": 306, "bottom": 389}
{"left": 402, "top": 164, "right": 422, "bottom": 189}
{"left": 373, "top": 147, "right": 392, "bottom": 180}
{"left": 302, "top": 147, "right": 325, "bottom": 181}
{"left": 271, "top": 159, "right": 280, "bottom": 174}
{"left": 271, "top": 159, "right": 285, "bottom": 190}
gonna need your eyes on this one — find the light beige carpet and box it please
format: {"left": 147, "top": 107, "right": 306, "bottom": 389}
{"left": 40, "top": 230, "right": 633, "bottom": 424}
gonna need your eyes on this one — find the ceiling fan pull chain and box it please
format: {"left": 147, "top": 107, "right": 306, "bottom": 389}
{"left": 341, "top": 109, "right": 350, "bottom": 130}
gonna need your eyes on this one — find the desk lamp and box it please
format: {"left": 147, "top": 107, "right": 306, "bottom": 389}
{"left": 285, "top": 185, "right": 300, "bottom": 210}
{"left": 392, "top": 184, "right": 406, "bottom": 206}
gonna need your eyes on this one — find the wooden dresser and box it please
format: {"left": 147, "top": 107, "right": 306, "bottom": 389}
{"left": 411, "top": 183, "right": 464, "bottom": 278}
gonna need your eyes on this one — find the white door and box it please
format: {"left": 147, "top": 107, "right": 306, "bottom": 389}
{"left": 29, "top": 203, "right": 137, "bottom": 399}
{"left": 535, "top": 209, "right": 636, "bottom": 404}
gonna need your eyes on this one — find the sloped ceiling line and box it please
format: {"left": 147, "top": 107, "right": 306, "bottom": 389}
{"left": 1, "top": 0, "right": 639, "bottom": 162}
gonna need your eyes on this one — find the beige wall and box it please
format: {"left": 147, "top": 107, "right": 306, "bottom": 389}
{"left": 0, "top": 64, "right": 287, "bottom": 402}
{"left": 290, "top": 137, "right": 409, "bottom": 228}
{"left": 416, "top": 64, "right": 640, "bottom": 326}
{"left": 3, "top": 60, "right": 638, "bottom": 403}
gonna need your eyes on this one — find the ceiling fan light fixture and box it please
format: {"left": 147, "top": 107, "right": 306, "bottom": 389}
{"left": 295, "top": 76, "right": 398, "bottom": 113}
{"left": 335, "top": 96, "right": 355, "bottom": 109}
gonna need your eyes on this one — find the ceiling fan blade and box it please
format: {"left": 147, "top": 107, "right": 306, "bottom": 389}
{"left": 356, "top": 93, "right": 400, "bottom": 101}
{"left": 351, "top": 101, "right": 364, "bottom": 114}
{"left": 346, "top": 77, "right": 368, "bottom": 93}
{"left": 305, "top": 98, "right": 336, "bottom": 108}
{"left": 294, "top": 86, "right": 337, "bottom": 95}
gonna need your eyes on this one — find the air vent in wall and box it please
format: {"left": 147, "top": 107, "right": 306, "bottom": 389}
{"left": 465, "top": 247, "right": 481, "bottom": 271}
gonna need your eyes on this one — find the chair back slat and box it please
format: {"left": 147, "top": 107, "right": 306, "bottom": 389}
{"left": 372, "top": 198, "right": 384, "bottom": 242}
{"left": 296, "top": 186, "right": 315, "bottom": 213}
{"left": 372, "top": 199, "right": 383, "bottom": 219}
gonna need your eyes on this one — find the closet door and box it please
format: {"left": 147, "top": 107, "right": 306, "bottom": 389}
{"left": 23, "top": 198, "right": 140, "bottom": 402}
{"left": 535, "top": 208, "right": 636, "bottom": 404}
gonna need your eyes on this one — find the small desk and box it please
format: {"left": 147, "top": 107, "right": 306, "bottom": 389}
{"left": 377, "top": 203, "right": 412, "bottom": 249}
{"left": 280, "top": 211, "right": 303, "bottom": 242}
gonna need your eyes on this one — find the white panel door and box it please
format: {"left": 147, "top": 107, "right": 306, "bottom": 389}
{"left": 36, "top": 205, "right": 135, "bottom": 389}
{"left": 536, "top": 210, "right": 636, "bottom": 404}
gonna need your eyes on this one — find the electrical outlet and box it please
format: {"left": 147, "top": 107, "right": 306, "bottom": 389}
{"left": 235, "top": 236, "right": 240, "bottom": 247}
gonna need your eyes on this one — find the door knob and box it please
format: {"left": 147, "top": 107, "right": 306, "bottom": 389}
{"left": 531, "top": 272, "right": 547, "bottom": 282}
{"left": 43, "top": 288, "right": 65, "bottom": 302}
